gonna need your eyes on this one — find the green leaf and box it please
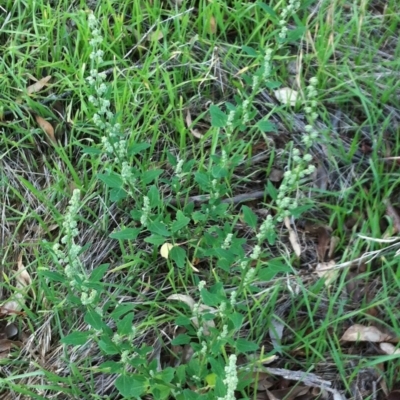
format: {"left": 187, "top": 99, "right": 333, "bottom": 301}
{"left": 147, "top": 185, "right": 160, "bottom": 208}
{"left": 97, "top": 361, "right": 123, "bottom": 373}
{"left": 175, "top": 316, "right": 192, "bottom": 326}
{"left": 258, "top": 259, "right": 291, "bottom": 281}
{"left": 170, "top": 246, "right": 186, "bottom": 268}
{"left": 142, "top": 169, "right": 163, "bottom": 184}
{"left": 257, "top": 2, "right": 278, "bottom": 19}
{"left": 257, "top": 120, "right": 277, "bottom": 133}
{"left": 241, "top": 45, "right": 258, "bottom": 57}
{"left": 235, "top": 338, "right": 258, "bottom": 352}
{"left": 158, "top": 367, "right": 175, "bottom": 384}
{"left": 109, "top": 228, "right": 141, "bottom": 240}
{"left": 110, "top": 188, "right": 127, "bottom": 202}
{"left": 229, "top": 313, "right": 244, "bottom": 330}
{"left": 171, "top": 210, "right": 190, "bottom": 233}
{"left": 82, "top": 146, "right": 102, "bottom": 155}
{"left": 194, "top": 172, "right": 210, "bottom": 188}
{"left": 211, "top": 165, "right": 228, "bottom": 178}
{"left": 90, "top": 264, "right": 109, "bottom": 282}
{"left": 61, "top": 331, "right": 90, "bottom": 346}
{"left": 97, "top": 173, "right": 123, "bottom": 189}
{"left": 117, "top": 312, "right": 134, "bottom": 336}
{"left": 84, "top": 310, "right": 104, "bottom": 331}
{"left": 98, "top": 337, "right": 120, "bottom": 355}
{"left": 209, "top": 105, "right": 228, "bottom": 128}
{"left": 111, "top": 304, "right": 135, "bottom": 320}
{"left": 128, "top": 142, "right": 150, "bottom": 155}
{"left": 171, "top": 334, "right": 191, "bottom": 345}
{"left": 144, "top": 235, "right": 166, "bottom": 245}
{"left": 39, "top": 270, "right": 66, "bottom": 283}
{"left": 200, "top": 289, "right": 222, "bottom": 307}
{"left": 287, "top": 26, "right": 306, "bottom": 42}
{"left": 148, "top": 221, "right": 170, "bottom": 237}
{"left": 115, "top": 374, "right": 147, "bottom": 399}
{"left": 241, "top": 205, "right": 258, "bottom": 229}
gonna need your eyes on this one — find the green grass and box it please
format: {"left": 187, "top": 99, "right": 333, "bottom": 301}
{"left": 1, "top": 0, "right": 400, "bottom": 399}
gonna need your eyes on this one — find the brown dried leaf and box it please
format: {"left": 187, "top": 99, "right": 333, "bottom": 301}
{"left": 35, "top": 115, "right": 57, "bottom": 144}
{"left": 316, "top": 226, "right": 331, "bottom": 261}
{"left": 209, "top": 15, "right": 217, "bottom": 34}
{"left": 284, "top": 217, "right": 301, "bottom": 257}
{"left": 385, "top": 200, "right": 400, "bottom": 234}
{"left": 380, "top": 342, "right": 400, "bottom": 355}
{"left": 185, "top": 109, "right": 204, "bottom": 139}
{"left": 315, "top": 260, "right": 338, "bottom": 287}
{"left": 269, "top": 169, "right": 284, "bottom": 182}
{"left": 341, "top": 324, "right": 395, "bottom": 342}
{"left": 27, "top": 75, "right": 51, "bottom": 95}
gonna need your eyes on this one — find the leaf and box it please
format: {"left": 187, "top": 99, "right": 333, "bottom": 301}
{"left": 171, "top": 334, "right": 191, "bottom": 345}
{"left": 341, "top": 324, "right": 395, "bottom": 342}
{"left": 115, "top": 374, "right": 147, "bottom": 399}
{"left": 142, "top": 169, "right": 163, "bottom": 184}
{"left": 284, "top": 217, "right": 301, "bottom": 257}
{"left": 185, "top": 109, "right": 204, "bottom": 139}
{"left": 274, "top": 87, "right": 300, "bottom": 106}
{"left": 170, "top": 246, "right": 186, "bottom": 268}
{"left": 167, "top": 294, "right": 196, "bottom": 310}
{"left": 209, "top": 15, "right": 217, "bottom": 34}
{"left": 209, "top": 105, "right": 228, "bottom": 128}
{"left": 97, "top": 173, "right": 123, "bottom": 189}
{"left": 128, "top": 142, "right": 150, "bottom": 156}
{"left": 315, "top": 260, "right": 338, "bottom": 287}
{"left": 61, "top": 331, "right": 90, "bottom": 346}
{"left": 111, "top": 304, "right": 135, "bottom": 320}
{"left": 242, "top": 45, "right": 258, "bottom": 57}
{"left": 35, "top": 115, "right": 56, "bottom": 144}
{"left": 171, "top": 210, "right": 190, "bottom": 232}
{"left": 89, "top": 264, "right": 110, "bottom": 282}
{"left": 380, "top": 342, "right": 400, "bottom": 355}
{"left": 257, "top": 120, "right": 277, "bottom": 133}
{"left": 241, "top": 205, "right": 258, "bottom": 229}
{"left": 148, "top": 221, "right": 171, "bottom": 237}
{"left": 27, "top": 75, "right": 51, "bottom": 95}
{"left": 257, "top": 2, "right": 278, "bottom": 19}
{"left": 160, "top": 243, "right": 175, "bottom": 259}
{"left": 117, "top": 312, "right": 134, "bottom": 336}
{"left": 84, "top": 310, "right": 104, "bottom": 331}
{"left": 110, "top": 188, "right": 127, "bottom": 202}
{"left": 109, "top": 228, "right": 141, "bottom": 240}
{"left": 235, "top": 338, "right": 259, "bottom": 352}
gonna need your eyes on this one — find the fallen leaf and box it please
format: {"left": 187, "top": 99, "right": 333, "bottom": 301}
{"left": 27, "top": 75, "right": 51, "bottom": 95}
{"left": 341, "top": 324, "right": 395, "bottom": 342}
{"left": 315, "top": 260, "right": 338, "bottom": 287}
{"left": 269, "top": 169, "right": 284, "bottom": 182}
{"left": 316, "top": 226, "right": 331, "bottom": 261}
{"left": 269, "top": 317, "right": 285, "bottom": 351}
{"left": 380, "top": 342, "right": 400, "bottom": 355}
{"left": 167, "top": 294, "right": 216, "bottom": 334}
{"left": 2, "top": 252, "right": 31, "bottom": 312}
{"left": 274, "top": 87, "right": 299, "bottom": 106}
{"left": 35, "top": 115, "right": 57, "bottom": 144}
{"left": 385, "top": 200, "right": 400, "bottom": 234}
{"left": 185, "top": 109, "right": 204, "bottom": 139}
{"left": 160, "top": 243, "right": 175, "bottom": 259}
{"left": 209, "top": 15, "right": 217, "bottom": 34}
{"left": 284, "top": 217, "right": 301, "bottom": 257}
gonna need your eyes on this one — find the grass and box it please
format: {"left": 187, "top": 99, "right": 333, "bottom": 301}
{"left": 1, "top": 0, "right": 400, "bottom": 399}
